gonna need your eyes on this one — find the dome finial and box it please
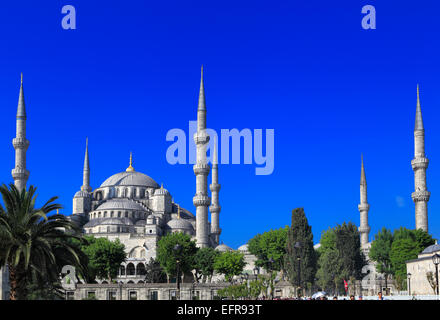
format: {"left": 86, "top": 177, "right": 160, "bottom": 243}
{"left": 126, "top": 152, "right": 135, "bottom": 172}
{"left": 177, "top": 204, "right": 181, "bottom": 219}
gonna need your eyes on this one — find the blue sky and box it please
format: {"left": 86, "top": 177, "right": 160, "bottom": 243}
{"left": 0, "top": 1, "right": 439, "bottom": 249}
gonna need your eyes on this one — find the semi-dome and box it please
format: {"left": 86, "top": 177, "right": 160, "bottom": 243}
{"left": 167, "top": 218, "right": 194, "bottom": 230}
{"left": 100, "top": 171, "right": 159, "bottom": 188}
{"left": 95, "top": 199, "right": 147, "bottom": 211}
{"left": 421, "top": 244, "right": 440, "bottom": 254}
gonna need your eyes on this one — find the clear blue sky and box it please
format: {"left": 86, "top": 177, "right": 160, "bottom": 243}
{"left": 0, "top": 1, "right": 439, "bottom": 249}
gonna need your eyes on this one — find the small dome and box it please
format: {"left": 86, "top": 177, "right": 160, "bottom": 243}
{"left": 154, "top": 186, "right": 170, "bottom": 196}
{"left": 422, "top": 244, "right": 440, "bottom": 254}
{"left": 167, "top": 218, "right": 194, "bottom": 230}
{"left": 238, "top": 244, "right": 248, "bottom": 252}
{"left": 215, "top": 244, "right": 233, "bottom": 252}
{"left": 95, "top": 199, "right": 147, "bottom": 211}
{"left": 100, "top": 171, "right": 159, "bottom": 188}
{"left": 135, "top": 219, "right": 146, "bottom": 226}
{"left": 74, "top": 190, "right": 90, "bottom": 198}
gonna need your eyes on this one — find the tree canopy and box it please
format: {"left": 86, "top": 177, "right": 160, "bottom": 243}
{"left": 213, "top": 251, "right": 246, "bottom": 282}
{"left": 156, "top": 232, "right": 197, "bottom": 279}
{"left": 248, "top": 226, "right": 289, "bottom": 272}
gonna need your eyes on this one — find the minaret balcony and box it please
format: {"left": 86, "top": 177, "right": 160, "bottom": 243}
{"left": 193, "top": 163, "right": 211, "bottom": 175}
{"left": 12, "top": 138, "right": 29, "bottom": 150}
{"left": 193, "top": 131, "right": 210, "bottom": 145}
{"left": 193, "top": 194, "right": 211, "bottom": 207}
{"left": 411, "top": 190, "right": 431, "bottom": 202}
{"left": 11, "top": 167, "right": 30, "bottom": 180}
{"left": 358, "top": 226, "right": 371, "bottom": 234}
{"left": 209, "top": 183, "right": 221, "bottom": 192}
{"left": 209, "top": 204, "right": 221, "bottom": 212}
{"left": 411, "top": 158, "right": 429, "bottom": 170}
{"left": 358, "top": 203, "right": 370, "bottom": 211}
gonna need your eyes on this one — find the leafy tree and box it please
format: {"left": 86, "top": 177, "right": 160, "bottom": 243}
{"left": 0, "top": 184, "right": 88, "bottom": 300}
{"left": 390, "top": 238, "right": 419, "bottom": 290}
{"left": 248, "top": 227, "right": 289, "bottom": 272}
{"left": 316, "top": 246, "right": 341, "bottom": 294}
{"left": 144, "top": 258, "right": 167, "bottom": 283}
{"left": 81, "top": 236, "right": 126, "bottom": 282}
{"left": 284, "top": 208, "right": 317, "bottom": 293}
{"left": 156, "top": 232, "right": 197, "bottom": 281}
{"left": 213, "top": 251, "right": 246, "bottom": 282}
{"left": 193, "top": 247, "right": 220, "bottom": 283}
{"left": 369, "top": 227, "right": 393, "bottom": 290}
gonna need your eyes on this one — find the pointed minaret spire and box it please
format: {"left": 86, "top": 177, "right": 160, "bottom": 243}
{"left": 415, "top": 84, "right": 424, "bottom": 131}
{"left": 360, "top": 153, "right": 366, "bottom": 186}
{"left": 81, "top": 138, "right": 92, "bottom": 192}
{"left": 198, "top": 65, "right": 206, "bottom": 111}
{"left": 210, "top": 136, "right": 221, "bottom": 245}
{"left": 412, "top": 84, "right": 430, "bottom": 232}
{"left": 12, "top": 73, "right": 30, "bottom": 192}
{"left": 193, "top": 66, "right": 211, "bottom": 248}
{"left": 126, "top": 152, "right": 135, "bottom": 172}
{"left": 358, "top": 154, "right": 370, "bottom": 248}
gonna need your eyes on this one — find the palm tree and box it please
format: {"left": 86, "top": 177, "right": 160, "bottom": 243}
{"left": 0, "top": 184, "right": 88, "bottom": 300}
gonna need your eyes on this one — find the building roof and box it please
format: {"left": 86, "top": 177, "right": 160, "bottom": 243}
{"left": 238, "top": 244, "right": 248, "bottom": 252}
{"left": 95, "top": 199, "right": 147, "bottom": 211}
{"left": 83, "top": 217, "right": 133, "bottom": 228}
{"left": 215, "top": 244, "right": 233, "bottom": 252}
{"left": 421, "top": 244, "right": 440, "bottom": 254}
{"left": 166, "top": 218, "right": 194, "bottom": 230}
{"left": 100, "top": 171, "right": 159, "bottom": 188}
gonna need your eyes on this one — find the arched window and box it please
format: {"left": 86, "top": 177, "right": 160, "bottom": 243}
{"left": 127, "top": 263, "right": 135, "bottom": 276}
{"left": 120, "top": 265, "right": 126, "bottom": 276}
{"left": 136, "top": 263, "right": 146, "bottom": 276}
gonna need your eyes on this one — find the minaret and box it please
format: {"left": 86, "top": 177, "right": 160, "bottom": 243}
{"left": 12, "top": 73, "right": 30, "bottom": 192}
{"left": 81, "top": 138, "right": 92, "bottom": 192}
{"left": 411, "top": 85, "right": 430, "bottom": 232}
{"left": 193, "top": 66, "right": 211, "bottom": 248}
{"left": 210, "top": 138, "right": 221, "bottom": 245}
{"left": 358, "top": 154, "right": 370, "bottom": 247}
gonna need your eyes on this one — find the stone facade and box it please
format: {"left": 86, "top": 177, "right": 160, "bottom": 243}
{"left": 406, "top": 244, "right": 440, "bottom": 296}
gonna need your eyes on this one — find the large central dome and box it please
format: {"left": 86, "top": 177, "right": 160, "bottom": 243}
{"left": 100, "top": 171, "right": 159, "bottom": 188}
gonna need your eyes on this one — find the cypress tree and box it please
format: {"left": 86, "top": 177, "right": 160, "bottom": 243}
{"left": 284, "top": 208, "right": 317, "bottom": 293}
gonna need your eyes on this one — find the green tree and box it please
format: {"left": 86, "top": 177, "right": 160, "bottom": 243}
{"left": 284, "top": 208, "right": 317, "bottom": 293}
{"left": 193, "top": 247, "right": 220, "bottom": 283}
{"left": 369, "top": 227, "right": 393, "bottom": 290}
{"left": 213, "top": 251, "right": 246, "bottom": 282}
{"left": 316, "top": 246, "right": 341, "bottom": 294}
{"left": 81, "top": 236, "right": 126, "bottom": 282}
{"left": 156, "top": 232, "right": 197, "bottom": 281}
{"left": 390, "top": 238, "right": 419, "bottom": 290}
{"left": 334, "top": 222, "right": 366, "bottom": 283}
{"left": 144, "top": 258, "right": 167, "bottom": 283}
{"left": 248, "top": 227, "right": 289, "bottom": 272}
{"left": 0, "top": 184, "right": 88, "bottom": 300}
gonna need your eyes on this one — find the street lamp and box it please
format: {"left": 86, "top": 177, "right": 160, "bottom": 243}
{"left": 173, "top": 244, "right": 183, "bottom": 300}
{"left": 432, "top": 253, "right": 440, "bottom": 298}
{"left": 407, "top": 273, "right": 411, "bottom": 296}
{"left": 294, "top": 242, "right": 302, "bottom": 298}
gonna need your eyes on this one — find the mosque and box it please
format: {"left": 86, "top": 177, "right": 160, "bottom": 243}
{"left": 0, "top": 69, "right": 434, "bottom": 297}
